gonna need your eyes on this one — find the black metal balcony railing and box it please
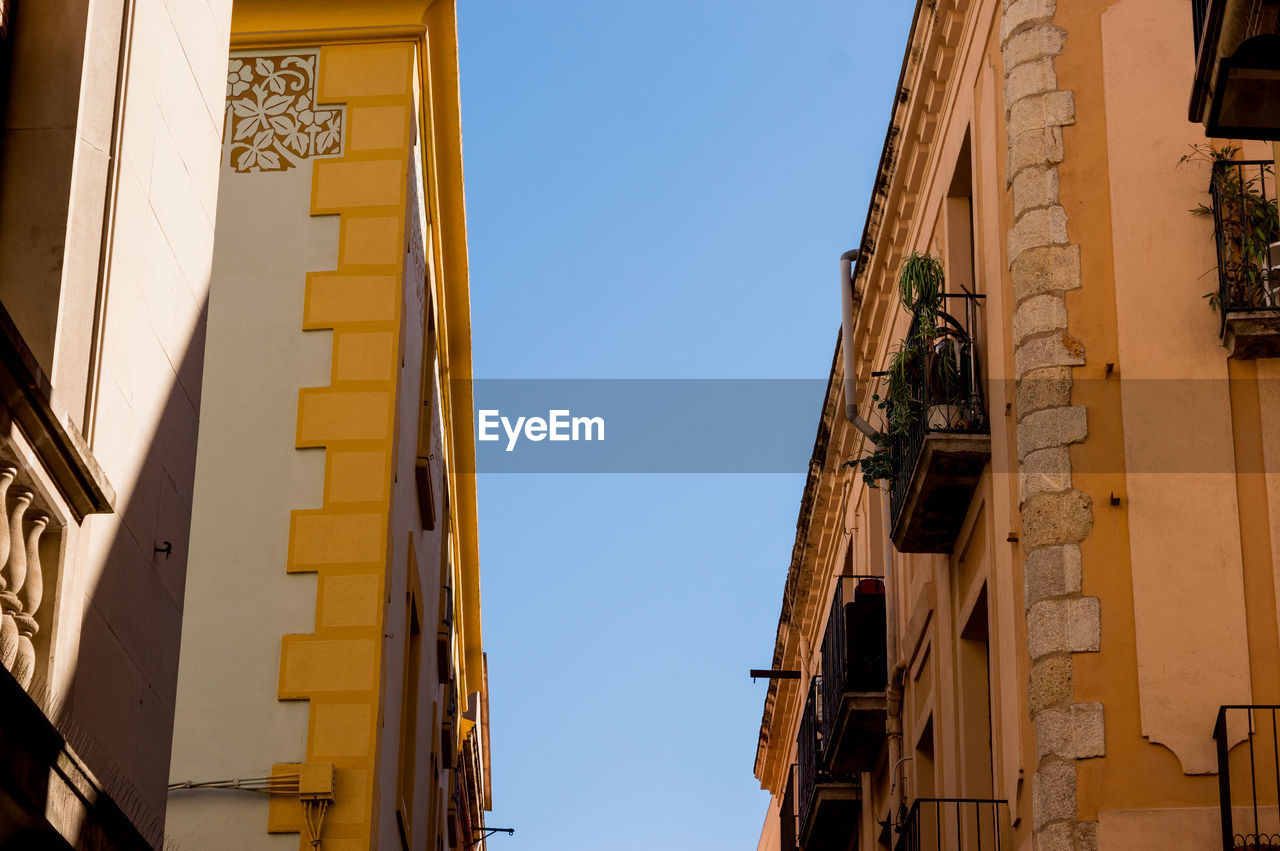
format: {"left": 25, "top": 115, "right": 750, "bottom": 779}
{"left": 1211, "top": 160, "right": 1280, "bottom": 331}
{"left": 1188, "top": 0, "right": 1280, "bottom": 138}
{"left": 1216, "top": 705, "right": 1280, "bottom": 850}
{"left": 797, "top": 681, "right": 821, "bottom": 834}
{"left": 894, "top": 798, "right": 1010, "bottom": 851}
{"left": 1193, "top": 0, "right": 1210, "bottom": 54}
{"left": 820, "top": 576, "right": 888, "bottom": 752}
{"left": 795, "top": 678, "right": 863, "bottom": 851}
{"left": 887, "top": 294, "right": 988, "bottom": 528}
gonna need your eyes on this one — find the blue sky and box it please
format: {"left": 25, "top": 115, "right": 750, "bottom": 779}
{"left": 458, "top": 3, "right": 913, "bottom": 848}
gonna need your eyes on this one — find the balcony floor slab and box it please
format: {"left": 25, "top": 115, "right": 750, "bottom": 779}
{"left": 892, "top": 432, "right": 990, "bottom": 554}
{"left": 1224, "top": 310, "right": 1280, "bottom": 359}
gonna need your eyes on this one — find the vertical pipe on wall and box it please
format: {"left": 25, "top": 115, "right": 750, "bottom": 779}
{"left": 841, "top": 250, "right": 879, "bottom": 441}
{"left": 841, "top": 248, "right": 907, "bottom": 835}
{"left": 883, "top": 499, "right": 907, "bottom": 839}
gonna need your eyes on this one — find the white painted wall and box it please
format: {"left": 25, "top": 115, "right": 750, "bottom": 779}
{"left": 166, "top": 158, "right": 335, "bottom": 847}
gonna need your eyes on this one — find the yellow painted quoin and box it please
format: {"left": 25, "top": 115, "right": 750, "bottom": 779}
{"left": 224, "top": 1, "right": 481, "bottom": 847}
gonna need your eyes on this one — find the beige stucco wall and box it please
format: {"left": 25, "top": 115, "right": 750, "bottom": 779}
{"left": 0, "top": 0, "right": 231, "bottom": 423}
{"left": 1099, "top": 0, "right": 1252, "bottom": 776}
{"left": 1097, "top": 807, "right": 1223, "bottom": 850}
{"left": 167, "top": 157, "right": 334, "bottom": 846}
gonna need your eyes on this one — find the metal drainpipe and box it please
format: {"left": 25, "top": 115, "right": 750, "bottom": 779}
{"left": 839, "top": 247, "right": 908, "bottom": 835}
{"left": 883, "top": 502, "right": 908, "bottom": 839}
{"left": 841, "top": 250, "right": 879, "bottom": 441}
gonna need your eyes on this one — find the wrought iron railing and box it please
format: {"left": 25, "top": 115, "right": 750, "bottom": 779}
{"left": 894, "top": 798, "right": 1010, "bottom": 851}
{"left": 1211, "top": 159, "right": 1280, "bottom": 334}
{"left": 1193, "top": 0, "right": 1280, "bottom": 57}
{"left": 1192, "top": 0, "right": 1210, "bottom": 55}
{"left": 796, "top": 681, "right": 821, "bottom": 833}
{"left": 1216, "top": 705, "right": 1280, "bottom": 850}
{"left": 886, "top": 293, "right": 988, "bottom": 525}
{"left": 819, "top": 576, "right": 887, "bottom": 753}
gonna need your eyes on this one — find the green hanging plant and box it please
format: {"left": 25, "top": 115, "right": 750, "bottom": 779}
{"left": 846, "top": 251, "right": 970, "bottom": 488}
{"left": 845, "top": 430, "right": 892, "bottom": 489}
{"left": 927, "top": 331, "right": 963, "bottom": 407}
{"left": 898, "top": 252, "right": 946, "bottom": 344}
{"left": 884, "top": 342, "right": 919, "bottom": 438}
{"left": 844, "top": 388, "right": 893, "bottom": 488}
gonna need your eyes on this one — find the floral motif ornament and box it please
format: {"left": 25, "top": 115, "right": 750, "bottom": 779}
{"left": 224, "top": 54, "right": 345, "bottom": 174}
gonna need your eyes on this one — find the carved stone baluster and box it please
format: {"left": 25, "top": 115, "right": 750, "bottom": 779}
{"left": 0, "top": 467, "right": 15, "bottom": 572}
{"left": 13, "top": 513, "right": 46, "bottom": 689}
{"left": 0, "top": 488, "right": 31, "bottom": 672}
{"left": 0, "top": 467, "right": 13, "bottom": 673}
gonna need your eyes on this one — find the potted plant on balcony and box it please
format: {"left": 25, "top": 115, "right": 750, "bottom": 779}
{"left": 1181, "top": 144, "right": 1280, "bottom": 310}
{"left": 846, "top": 253, "right": 984, "bottom": 489}
{"left": 898, "top": 253, "right": 974, "bottom": 430}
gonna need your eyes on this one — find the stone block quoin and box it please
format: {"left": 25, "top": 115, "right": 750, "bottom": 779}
{"left": 1000, "top": 1, "right": 1099, "bottom": 847}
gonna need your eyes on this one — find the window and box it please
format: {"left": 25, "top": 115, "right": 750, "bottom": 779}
{"left": 958, "top": 586, "right": 994, "bottom": 798}
{"left": 397, "top": 584, "right": 423, "bottom": 846}
{"left": 944, "top": 133, "right": 977, "bottom": 297}
{"left": 414, "top": 299, "right": 437, "bottom": 530}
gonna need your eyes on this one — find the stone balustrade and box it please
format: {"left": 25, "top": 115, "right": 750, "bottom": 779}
{"left": 0, "top": 464, "right": 51, "bottom": 691}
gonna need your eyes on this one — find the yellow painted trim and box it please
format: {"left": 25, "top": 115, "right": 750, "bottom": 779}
{"left": 232, "top": 25, "right": 427, "bottom": 50}
{"left": 238, "top": 37, "right": 416, "bottom": 849}
{"left": 232, "top": 6, "right": 482, "bottom": 844}
{"left": 419, "top": 0, "right": 483, "bottom": 723}
{"left": 230, "top": 0, "right": 444, "bottom": 43}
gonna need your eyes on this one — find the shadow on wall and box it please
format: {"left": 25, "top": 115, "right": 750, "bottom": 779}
{"left": 0, "top": 293, "right": 211, "bottom": 850}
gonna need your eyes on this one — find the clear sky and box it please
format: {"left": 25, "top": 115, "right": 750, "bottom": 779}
{"left": 457, "top": 3, "right": 914, "bottom": 848}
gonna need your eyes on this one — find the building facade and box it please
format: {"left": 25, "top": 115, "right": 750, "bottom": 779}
{"left": 0, "top": 0, "right": 487, "bottom": 847}
{"left": 166, "top": 2, "right": 490, "bottom": 850}
{"left": 754, "top": 1, "right": 1280, "bottom": 850}
{"left": 0, "top": 0, "right": 233, "bottom": 845}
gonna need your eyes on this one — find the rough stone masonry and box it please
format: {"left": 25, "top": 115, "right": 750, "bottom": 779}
{"left": 1000, "top": 0, "right": 1103, "bottom": 848}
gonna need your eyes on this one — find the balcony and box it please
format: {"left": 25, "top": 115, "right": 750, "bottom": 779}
{"left": 819, "top": 576, "right": 888, "bottom": 775}
{"left": 0, "top": 306, "right": 135, "bottom": 844}
{"left": 1210, "top": 159, "right": 1280, "bottom": 358}
{"left": 0, "top": 467, "right": 51, "bottom": 694}
{"left": 1216, "top": 705, "right": 1280, "bottom": 850}
{"left": 0, "top": 659, "right": 153, "bottom": 848}
{"left": 887, "top": 295, "right": 989, "bottom": 554}
{"left": 0, "top": 303, "right": 111, "bottom": 697}
{"left": 797, "top": 681, "right": 860, "bottom": 851}
{"left": 1189, "top": 0, "right": 1280, "bottom": 140}
{"left": 894, "top": 798, "right": 1011, "bottom": 851}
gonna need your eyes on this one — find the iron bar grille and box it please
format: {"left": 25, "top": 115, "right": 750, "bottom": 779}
{"left": 819, "top": 576, "right": 888, "bottom": 755}
{"left": 887, "top": 294, "right": 988, "bottom": 526}
{"left": 1211, "top": 159, "right": 1280, "bottom": 335}
{"left": 894, "top": 798, "right": 1010, "bottom": 851}
{"left": 796, "top": 681, "right": 821, "bottom": 834}
{"left": 1192, "top": 0, "right": 1280, "bottom": 59}
{"left": 1192, "top": 0, "right": 1210, "bottom": 54}
{"left": 1216, "top": 705, "right": 1280, "bottom": 850}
